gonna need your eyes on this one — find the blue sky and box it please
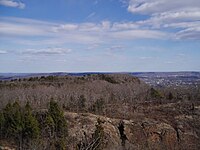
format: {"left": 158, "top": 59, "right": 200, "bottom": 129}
{"left": 0, "top": 0, "right": 200, "bottom": 73}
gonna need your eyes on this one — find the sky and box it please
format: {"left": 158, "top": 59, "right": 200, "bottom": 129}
{"left": 0, "top": 0, "right": 200, "bottom": 73}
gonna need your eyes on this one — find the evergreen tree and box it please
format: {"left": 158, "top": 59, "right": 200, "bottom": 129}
{"left": 48, "top": 99, "right": 68, "bottom": 138}
{"left": 12, "top": 101, "right": 24, "bottom": 137}
{"left": 3, "top": 102, "right": 13, "bottom": 137}
{"left": 3, "top": 101, "right": 23, "bottom": 138}
{"left": 23, "top": 102, "right": 40, "bottom": 139}
{"left": 44, "top": 114, "right": 55, "bottom": 137}
{"left": 2, "top": 101, "right": 40, "bottom": 148}
{"left": 2, "top": 102, "right": 25, "bottom": 148}
{"left": 0, "top": 112, "right": 5, "bottom": 138}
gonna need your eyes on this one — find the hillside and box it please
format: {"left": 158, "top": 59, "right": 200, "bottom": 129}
{"left": 0, "top": 74, "right": 148, "bottom": 115}
{"left": 0, "top": 74, "right": 200, "bottom": 149}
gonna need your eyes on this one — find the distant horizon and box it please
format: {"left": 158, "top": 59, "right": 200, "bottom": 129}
{"left": 1, "top": 71, "right": 200, "bottom": 74}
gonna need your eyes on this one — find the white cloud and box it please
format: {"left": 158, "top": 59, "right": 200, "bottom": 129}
{"left": 107, "top": 45, "right": 125, "bottom": 51}
{"left": 22, "top": 48, "right": 72, "bottom": 55}
{"left": 86, "top": 44, "right": 100, "bottom": 50}
{"left": 140, "top": 11, "right": 200, "bottom": 28}
{"left": 177, "top": 53, "right": 186, "bottom": 57}
{"left": 127, "top": 0, "right": 200, "bottom": 40}
{"left": 128, "top": 0, "right": 162, "bottom": 14}
{"left": 128, "top": 0, "right": 200, "bottom": 14}
{"left": 175, "top": 27, "right": 200, "bottom": 40}
{"left": 53, "top": 24, "right": 78, "bottom": 32}
{"left": 0, "top": 50, "right": 7, "bottom": 54}
{"left": 0, "top": 17, "right": 169, "bottom": 46}
{"left": 104, "top": 45, "right": 126, "bottom": 56}
{"left": 0, "top": 22, "right": 48, "bottom": 36}
{"left": 111, "top": 29, "right": 167, "bottom": 40}
{"left": 0, "top": 0, "right": 25, "bottom": 9}
{"left": 139, "top": 56, "right": 153, "bottom": 60}
{"left": 163, "top": 21, "right": 200, "bottom": 29}
{"left": 101, "top": 21, "right": 111, "bottom": 30}
{"left": 165, "top": 61, "right": 174, "bottom": 64}
{"left": 112, "top": 22, "right": 138, "bottom": 31}
{"left": 1, "top": 10, "right": 198, "bottom": 45}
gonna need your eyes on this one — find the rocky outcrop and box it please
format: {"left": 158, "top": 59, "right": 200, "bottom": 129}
{"left": 64, "top": 112, "right": 200, "bottom": 150}
{"left": 0, "top": 146, "right": 15, "bottom": 150}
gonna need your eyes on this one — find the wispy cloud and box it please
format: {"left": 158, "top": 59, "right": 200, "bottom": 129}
{"left": 0, "top": 17, "right": 168, "bottom": 46}
{"left": 21, "top": 47, "right": 72, "bottom": 55}
{"left": 139, "top": 56, "right": 153, "bottom": 60}
{"left": 86, "top": 44, "right": 100, "bottom": 50}
{"left": 127, "top": 0, "right": 200, "bottom": 40}
{"left": 0, "top": 22, "right": 49, "bottom": 36}
{"left": 177, "top": 53, "right": 186, "bottom": 58}
{"left": 107, "top": 45, "right": 125, "bottom": 51}
{"left": 93, "top": 0, "right": 98, "bottom": 5}
{"left": 1, "top": 1, "right": 199, "bottom": 49}
{"left": 86, "top": 12, "right": 96, "bottom": 19}
{"left": 165, "top": 61, "right": 174, "bottom": 64}
{"left": 111, "top": 29, "right": 167, "bottom": 40}
{"left": 128, "top": 0, "right": 200, "bottom": 14}
{"left": 0, "top": 50, "right": 8, "bottom": 54}
{"left": 0, "top": 0, "right": 25, "bottom": 9}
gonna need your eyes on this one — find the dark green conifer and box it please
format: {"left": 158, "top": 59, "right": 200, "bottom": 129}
{"left": 0, "top": 112, "right": 5, "bottom": 137}
{"left": 23, "top": 102, "right": 40, "bottom": 139}
{"left": 44, "top": 114, "right": 55, "bottom": 137}
{"left": 48, "top": 99, "right": 68, "bottom": 138}
{"left": 3, "top": 101, "right": 23, "bottom": 138}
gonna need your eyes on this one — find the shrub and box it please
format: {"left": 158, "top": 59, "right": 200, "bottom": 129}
{"left": 150, "top": 88, "right": 163, "bottom": 99}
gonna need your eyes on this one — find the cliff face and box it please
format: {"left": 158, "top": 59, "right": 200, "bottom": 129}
{"left": 65, "top": 111, "right": 200, "bottom": 150}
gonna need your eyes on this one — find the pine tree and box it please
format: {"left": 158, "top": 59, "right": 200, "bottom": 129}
{"left": 3, "top": 101, "right": 23, "bottom": 138}
{"left": 12, "top": 101, "right": 24, "bottom": 137}
{"left": 44, "top": 114, "right": 55, "bottom": 137}
{"left": 48, "top": 99, "right": 68, "bottom": 138}
{"left": 23, "top": 102, "right": 40, "bottom": 139}
{"left": 0, "top": 112, "right": 5, "bottom": 138}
